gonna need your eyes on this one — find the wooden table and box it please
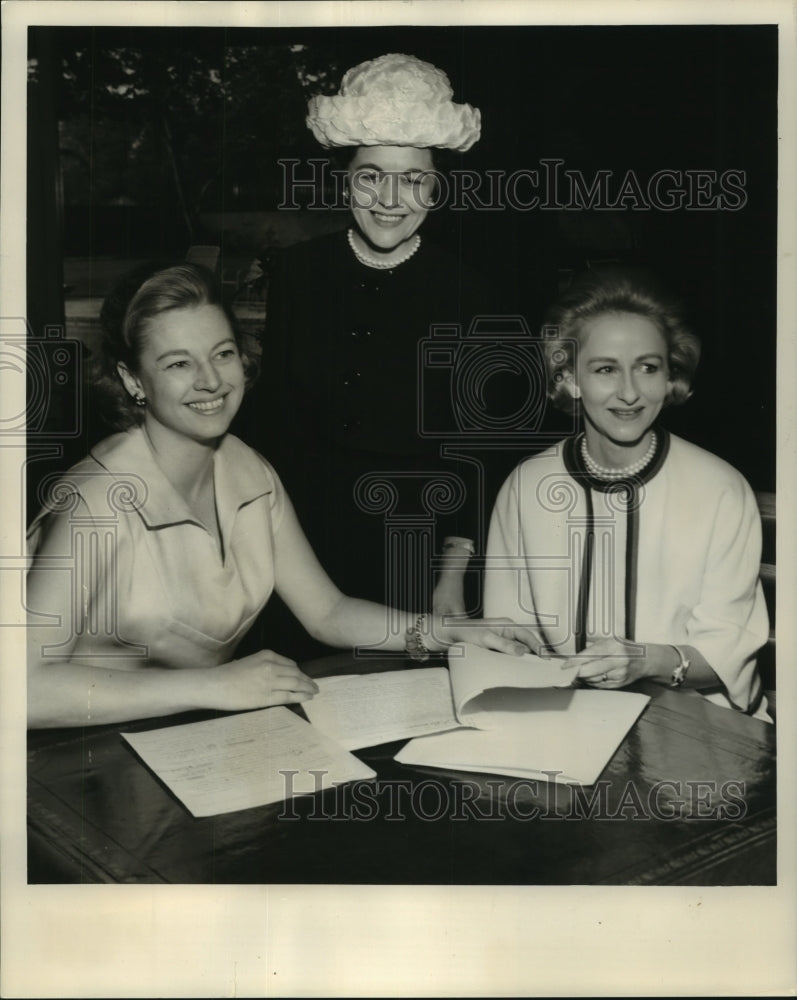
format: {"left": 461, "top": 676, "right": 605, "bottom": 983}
{"left": 27, "top": 654, "right": 776, "bottom": 885}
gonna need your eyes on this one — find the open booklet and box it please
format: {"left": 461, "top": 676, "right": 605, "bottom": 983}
{"left": 394, "top": 687, "right": 650, "bottom": 786}
{"left": 301, "top": 642, "right": 582, "bottom": 750}
{"left": 301, "top": 643, "right": 650, "bottom": 786}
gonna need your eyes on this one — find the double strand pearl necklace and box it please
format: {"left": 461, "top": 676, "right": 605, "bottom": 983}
{"left": 347, "top": 228, "right": 421, "bottom": 270}
{"left": 581, "top": 430, "right": 657, "bottom": 480}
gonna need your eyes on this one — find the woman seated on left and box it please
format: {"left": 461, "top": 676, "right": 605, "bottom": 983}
{"left": 26, "top": 264, "right": 538, "bottom": 729}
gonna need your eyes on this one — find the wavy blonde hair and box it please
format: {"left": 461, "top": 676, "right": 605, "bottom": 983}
{"left": 542, "top": 269, "right": 701, "bottom": 414}
{"left": 92, "top": 263, "right": 257, "bottom": 430}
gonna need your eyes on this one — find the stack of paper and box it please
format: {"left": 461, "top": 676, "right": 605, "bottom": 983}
{"left": 394, "top": 687, "right": 650, "bottom": 785}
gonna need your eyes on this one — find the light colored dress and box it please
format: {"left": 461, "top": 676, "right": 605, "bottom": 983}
{"left": 26, "top": 427, "right": 284, "bottom": 671}
{"left": 484, "top": 430, "right": 770, "bottom": 719}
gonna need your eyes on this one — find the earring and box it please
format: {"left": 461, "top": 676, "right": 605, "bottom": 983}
{"left": 134, "top": 394, "right": 147, "bottom": 407}
{"left": 559, "top": 373, "right": 580, "bottom": 399}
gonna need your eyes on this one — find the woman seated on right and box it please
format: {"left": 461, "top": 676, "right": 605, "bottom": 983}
{"left": 483, "top": 269, "right": 771, "bottom": 721}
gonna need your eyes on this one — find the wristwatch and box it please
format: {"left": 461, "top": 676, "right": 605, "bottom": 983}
{"left": 442, "top": 536, "right": 476, "bottom": 557}
{"left": 669, "top": 645, "right": 691, "bottom": 687}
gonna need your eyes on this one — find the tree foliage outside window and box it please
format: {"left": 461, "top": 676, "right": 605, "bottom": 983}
{"left": 28, "top": 31, "right": 341, "bottom": 242}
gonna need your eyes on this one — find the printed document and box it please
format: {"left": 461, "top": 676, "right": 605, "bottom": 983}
{"left": 122, "top": 706, "right": 376, "bottom": 817}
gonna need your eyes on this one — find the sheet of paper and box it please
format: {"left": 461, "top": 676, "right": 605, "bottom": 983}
{"left": 301, "top": 668, "right": 459, "bottom": 750}
{"left": 122, "top": 706, "right": 376, "bottom": 817}
{"left": 395, "top": 689, "right": 650, "bottom": 785}
{"left": 447, "top": 642, "right": 581, "bottom": 723}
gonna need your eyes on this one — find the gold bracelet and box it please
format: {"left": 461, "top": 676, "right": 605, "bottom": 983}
{"left": 405, "top": 613, "right": 432, "bottom": 662}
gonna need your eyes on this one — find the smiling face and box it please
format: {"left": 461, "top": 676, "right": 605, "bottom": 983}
{"left": 569, "top": 311, "right": 672, "bottom": 460}
{"left": 347, "top": 145, "right": 436, "bottom": 253}
{"left": 117, "top": 303, "right": 245, "bottom": 447}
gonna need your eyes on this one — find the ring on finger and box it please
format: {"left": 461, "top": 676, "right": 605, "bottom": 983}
{"left": 600, "top": 673, "right": 608, "bottom": 683}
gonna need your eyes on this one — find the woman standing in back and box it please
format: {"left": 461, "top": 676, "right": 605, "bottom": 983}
{"left": 239, "top": 53, "right": 498, "bottom": 642}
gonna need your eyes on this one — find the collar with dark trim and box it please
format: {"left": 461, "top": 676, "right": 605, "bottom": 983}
{"left": 563, "top": 426, "right": 670, "bottom": 492}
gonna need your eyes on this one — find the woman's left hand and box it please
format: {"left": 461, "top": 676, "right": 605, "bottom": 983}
{"left": 436, "top": 617, "right": 546, "bottom": 657}
{"left": 562, "top": 637, "right": 652, "bottom": 688}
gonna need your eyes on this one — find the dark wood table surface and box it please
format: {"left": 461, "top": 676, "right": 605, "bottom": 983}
{"left": 27, "top": 653, "right": 776, "bottom": 886}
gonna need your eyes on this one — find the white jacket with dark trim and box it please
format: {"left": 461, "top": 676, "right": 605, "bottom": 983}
{"left": 484, "top": 430, "right": 769, "bottom": 718}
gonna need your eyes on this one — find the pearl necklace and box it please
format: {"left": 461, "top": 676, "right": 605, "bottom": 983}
{"left": 581, "top": 431, "right": 657, "bottom": 480}
{"left": 347, "top": 228, "right": 421, "bottom": 270}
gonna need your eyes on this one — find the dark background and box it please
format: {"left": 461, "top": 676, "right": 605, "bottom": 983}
{"left": 27, "top": 23, "right": 777, "bottom": 493}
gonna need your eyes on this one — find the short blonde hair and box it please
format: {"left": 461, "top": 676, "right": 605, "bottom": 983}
{"left": 543, "top": 269, "right": 701, "bottom": 414}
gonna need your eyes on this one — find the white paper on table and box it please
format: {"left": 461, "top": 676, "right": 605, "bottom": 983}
{"left": 301, "top": 644, "right": 581, "bottom": 751}
{"left": 447, "top": 642, "right": 580, "bottom": 725}
{"left": 394, "top": 688, "right": 650, "bottom": 786}
{"left": 122, "top": 706, "right": 376, "bottom": 817}
{"left": 302, "top": 668, "right": 460, "bottom": 750}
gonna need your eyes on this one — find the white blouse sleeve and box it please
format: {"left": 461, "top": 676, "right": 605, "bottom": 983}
{"left": 685, "top": 475, "right": 769, "bottom": 711}
{"left": 483, "top": 467, "right": 531, "bottom": 625}
{"left": 26, "top": 488, "right": 111, "bottom": 658}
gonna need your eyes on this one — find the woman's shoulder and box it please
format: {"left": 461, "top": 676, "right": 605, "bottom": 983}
{"left": 665, "top": 433, "right": 755, "bottom": 492}
{"left": 273, "top": 228, "right": 348, "bottom": 267}
{"left": 220, "top": 432, "right": 274, "bottom": 468}
{"left": 498, "top": 441, "right": 569, "bottom": 495}
{"left": 516, "top": 440, "right": 569, "bottom": 473}
{"left": 37, "top": 432, "right": 133, "bottom": 505}
{"left": 27, "top": 435, "right": 130, "bottom": 552}
{"left": 266, "top": 228, "right": 353, "bottom": 304}
{"left": 219, "top": 435, "right": 288, "bottom": 532}
{"left": 414, "top": 238, "right": 485, "bottom": 283}
{"left": 218, "top": 435, "right": 286, "bottom": 494}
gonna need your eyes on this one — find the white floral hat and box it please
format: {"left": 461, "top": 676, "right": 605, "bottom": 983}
{"left": 306, "top": 52, "right": 481, "bottom": 152}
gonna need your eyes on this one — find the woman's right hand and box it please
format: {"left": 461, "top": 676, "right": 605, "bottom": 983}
{"left": 216, "top": 650, "right": 319, "bottom": 711}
